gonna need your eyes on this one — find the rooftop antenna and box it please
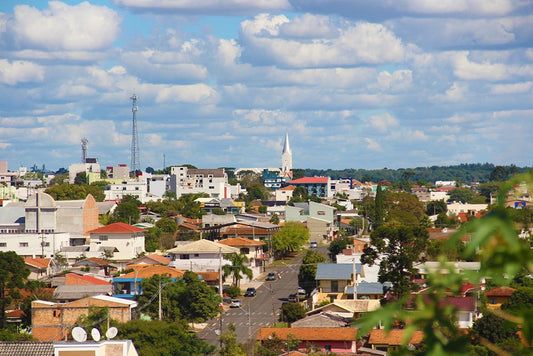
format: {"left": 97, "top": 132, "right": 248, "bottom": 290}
{"left": 130, "top": 94, "right": 140, "bottom": 174}
{"left": 81, "top": 138, "right": 88, "bottom": 163}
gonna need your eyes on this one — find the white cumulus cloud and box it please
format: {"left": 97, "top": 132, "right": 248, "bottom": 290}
{"left": 0, "top": 59, "right": 44, "bottom": 85}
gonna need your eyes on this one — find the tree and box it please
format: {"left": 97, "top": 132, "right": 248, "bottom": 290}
{"left": 471, "top": 313, "right": 519, "bottom": 345}
{"left": 178, "top": 271, "right": 222, "bottom": 322}
{"left": 74, "top": 171, "right": 88, "bottom": 185}
{"left": 223, "top": 253, "right": 253, "bottom": 287}
{"left": 426, "top": 200, "right": 447, "bottom": 216}
{"left": 269, "top": 213, "right": 280, "bottom": 224}
{"left": 361, "top": 225, "right": 429, "bottom": 297}
{"left": 155, "top": 217, "right": 178, "bottom": 233}
{"left": 110, "top": 201, "right": 140, "bottom": 224}
{"left": 75, "top": 306, "right": 118, "bottom": 337}
{"left": 119, "top": 319, "right": 215, "bottom": 356}
{"left": 272, "top": 222, "right": 309, "bottom": 258}
{"left": 328, "top": 237, "right": 353, "bottom": 262}
{"left": 218, "top": 323, "right": 245, "bottom": 356}
{"left": 501, "top": 287, "right": 533, "bottom": 314}
{"left": 144, "top": 227, "right": 162, "bottom": 252}
{"left": 280, "top": 302, "right": 306, "bottom": 324}
{"left": 489, "top": 166, "right": 508, "bottom": 182}
{"left": 374, "top": 182, "right": 384, "bottom": 228}
{"left": 447, "top": 188, "right": 477, "bottom": 203}
{"left": 0, "top": 251, "right": 30, "bottom": 329}
{"left": 298, "top": 250, "right": 327, "bottom": 295}
{"left": 384, "top": 192, "right": 426, "bottom": 224}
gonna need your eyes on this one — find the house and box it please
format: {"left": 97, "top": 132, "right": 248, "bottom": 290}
{"left": 285, "top": 177, "right": 331, "bottom": 198}
{"left": 275, "top": 185, "right": 295, "bottom": 202}
{"left": 24, "top": 257, "right": 55, "bottom": 280}
{"left": 52, "top": 273, "right": 112, "bottom": 302}
{"left": 71, "top": 257, "right": 115, "bottom": 276}
{"left": 285, "top": 201, "right": 336, "bottom": 242}
{"left": 68, "top": 158, "right": 101, "bottom": 184}
{"left": 256, "top": 327, "right": 358, "bottom": 354}
{"left": 112, "top": 265, "right": 185, "bottom": 299}
{"left": 366, "top": 329, "right": 424, "bottom": 354}
{"left": 32, "top": 295, "right": 137, "bottom": 341}
{"left": 290, "top": 312, "right": 349, "bottom": 328}
{"left": 128, "top": 253, "right": 170, "bottom": 267}
{"left": 315, "top": 263, "right": 363, "bottom": 303}
{"left": 218, "top": 237, "right": 267, "bottom": 277}
{"left": 485, "top": 286, "right": 515, "bottom": 310}
{"left": 344, "top": 281, "right": 390, "bottom": 300}
{"left": 443, "top": 296, "right": 480, "bottom": 328}
{"left": 0, "top": 339, "right": 139, "bottom": 356}
{"left": 167, "top": 239, "right": 239, "bottom": 273}
{"left": 87, "top": 223, "right": 146, "bottom": 261}
{"left": 307, "top": 299, "right": 381, "bottom": 320}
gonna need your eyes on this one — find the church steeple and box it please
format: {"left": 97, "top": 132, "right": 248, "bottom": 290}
{"left": 281, "top": 133, "right": 292, "bottom": 178}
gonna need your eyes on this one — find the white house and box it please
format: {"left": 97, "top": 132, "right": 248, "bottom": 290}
{"left": 218, "top": 237, "right": 267, "bottom": 279}
{"left": 169, "top": 166, "right": 231, "bottom": 199}
{"left": 167, "top": 239, "right": 238, "bottom": 272}
{"left": 87, "top": 223, "right": 146, "bottom": 261}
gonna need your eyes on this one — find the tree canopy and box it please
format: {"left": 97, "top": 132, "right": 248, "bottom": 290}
{"left": 272, "top": 222, "right": 309, "bottom": 258}
{"left": 223, "top": 253, "right": 253, "bottom": 287}
{"left": 298, "top": 250, "right": 327, "bottom": 295}
{"left": 0, "top": 251, "right": 30, "bottom": 329}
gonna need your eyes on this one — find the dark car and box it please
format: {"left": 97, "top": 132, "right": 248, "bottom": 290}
{"left": 244, "top": 287, "right": 256, "bottom": 297}
{"left": 266, "top": 272, "right": 276, "bottom": 281}
{"left": 288, "top": 294, "right": 298, "bottom": 302}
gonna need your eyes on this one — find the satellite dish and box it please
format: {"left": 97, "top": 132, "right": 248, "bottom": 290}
{"left": 72, "top": 327, "right": 87, "bottom": 342}
{"left": 91, "top": 328, "right": 101, "bottom": 342}
{"left": 106, "top": 327, "right": 118, "bottom": 339}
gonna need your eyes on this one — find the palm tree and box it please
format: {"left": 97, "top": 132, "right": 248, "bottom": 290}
{"left": 222, "top": 253, "right": 253, "bottom": 287}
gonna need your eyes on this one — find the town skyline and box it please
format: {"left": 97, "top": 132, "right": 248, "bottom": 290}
{"left": 0, "top": 1, "right": 531, "bottom": 170}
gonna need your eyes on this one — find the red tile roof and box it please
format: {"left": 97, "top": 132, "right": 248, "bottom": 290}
{"left": 256, "top": 327, "right": 357, "bottom": 341}
{"left": 65, "top": 273, "right": 111, "bottom": 285}
{"left": 287, "top": 177, "right": 329, "bottom": 184}
{"left": 88, "top": 222, "right": 146, "bottom": 234}
{"left": 144, "top": 254, "right": 171, "bottom": 265}
{"left": 120, "top": 265, "right": 185, "bottom": 279}
{"left": 195, "top": 271, "right": 220, "bottom": 282}
{"left": 218, "top": 237, "right": 266, "bottom": 247}
{"left": 24, "top": 258, "right": 51, "bottom": 269}
{"left": 485, "top": 286, "right": 515, "bottom": 297}
{"left": 368, "top": 329, "right": 424, "bottom": 346}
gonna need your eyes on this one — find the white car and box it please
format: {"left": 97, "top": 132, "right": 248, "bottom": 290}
{"left": 230, "top": 299, "right": 242, "bottom": 308}
{"left": 310, "top": 241, "right": 318, "bottom": 248}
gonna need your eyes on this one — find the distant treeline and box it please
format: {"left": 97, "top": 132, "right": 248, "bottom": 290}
{"left": 296, "top": 163, "right": 531, "bottom": 184}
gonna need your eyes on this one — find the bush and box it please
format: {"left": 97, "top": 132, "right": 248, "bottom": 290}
{"left": 225, "top": 286, "right": 241, "bottom": 298}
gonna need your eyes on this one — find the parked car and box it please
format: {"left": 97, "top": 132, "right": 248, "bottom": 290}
{"left": 230, "top": 299, "right": 242, "bottom": 308}
{"left": 288, "top": 294, "right": 298, "bottom": 302}
{"left": 266, "top": 272, "right": 276, "bottom": 281}
{"left": 222, "top": 296, "right": 232, "bottom": 304}
{"left": 310, "top": 241, "right": 318, "bottom": 248}
{"left": 244, "top": 287, "right": 256, "bottom": 297}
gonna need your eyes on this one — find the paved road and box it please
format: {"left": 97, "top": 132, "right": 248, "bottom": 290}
{"left": 198, "top": 253, "right": 305, "bottom": 347}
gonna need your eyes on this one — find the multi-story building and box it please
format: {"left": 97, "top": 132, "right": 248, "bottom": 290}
{"left": 68, "top": 158, "right": 101, "bottom": 184}
{"left": 169, "top": 166, "right": 231, "bottom": 198}
{"left": 106, "top": 164, "right": 130, "bottom": 179}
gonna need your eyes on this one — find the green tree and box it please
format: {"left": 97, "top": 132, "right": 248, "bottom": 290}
{"left": 272, "top": 222, "right": 309, "bottom": 258}
{"left": 269, "top": 213, "right": 280, "bottom": 224}
{"left": 280, "top": 302, "right": 306, "bottom": 324}
{"left": 447, "top": 188, "right": 477, "bottom": 203}
{"left": 119, "top": 319, "right": 215, "bottom": 356}
{"left": 471, "top": 313, "right": 519, "bottom": 345}
{"left": 489, "top": 165, "right": 508, "bottom": 181}
{"left": 384, "top": 192, "right": 426, "bottom": 224}
{"left": 361, "top": 225, "right": 429, "bottom": 297}
{"left": 137, "top": 275, "right": 183, "bottom": 321}
{"left": 155, "top": 217, "right": 178, "bottom": 233}
{"left": 110, "top": 201, "right": 140, "bottom": 224}
{"left": 144, "top": 226, "right": 162, "bottom": 252}
{"left": 501, "top": 287, "right": 533, "bottom": 315}
{"left": 178, "top": 271, "right": 222, "bottom": 322}
{"left": 223, "top": 253, "right": 253, "bottom": 287}
{"left": 426, "top": 200, "right": 447, "bottom": 216}
{"left": 298, "top": 250, "right": 327, "bottom": 295}
{"left": 74, "top": 171, "right": 88, "bottom": 185}
{"left": 435, "top": 212, "right": 458, "bottom": 228}
{"left": 374, "top": 182, "right": 384, "bottom": 228}
{"left": 218, "top": 323, "right": 245, "bottom": 356}
{"left": 0, "top": 251, "right": 30, "bottom": 329}
{"left": 75, "top": 306, "right": 118, "bottom": 337}
{"left": 328, "top": 237, "right": 353, "bottom": 262}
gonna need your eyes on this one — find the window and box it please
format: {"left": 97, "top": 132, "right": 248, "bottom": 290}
{"left": 99, "top": 236, "right": 108, "bottom": 241}
{"left": 489, "top": 298, "right": 498, "bottom": 304}
{"left": 20, "top": 242, "right": 29, "bottom": 247}
{"left": 194, "top": 253, "right": 199, "bottom": 257}
{"left": 53, "top": 310, "right": 61, "bottom": 317}
{"left": 0, "top": 243, "right": 6, "bottom": 247}
{"left": 135, "top": 187, "right": 139, "bottom": 190}
{"left": 42, "top": 242, "right": 50, "bottom": 247}
{"left": 180, "top": 254, "right": 190, "bottom": 260}
{"left": 317, "top": 210, "right": 325, "bottom": 215}
{"left": 325, "top": 345, "right": 332, "bottom": 352}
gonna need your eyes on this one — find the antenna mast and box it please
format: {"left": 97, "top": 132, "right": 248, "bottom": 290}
{"left": 81, "top": 138, "right": 88, "bottom": 163}
{"left": 130, "top": 94, "right": 140, "bottom": 174}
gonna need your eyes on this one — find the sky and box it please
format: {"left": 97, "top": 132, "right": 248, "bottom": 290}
{"left": 0, "top": 0, "right": 532, "bottom": 172}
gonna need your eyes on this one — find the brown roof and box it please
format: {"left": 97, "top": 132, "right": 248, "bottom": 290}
{"left": 256, "top": 327, "right": 357, "bottom": 341}
{"left": 88, "top": 222, "right": 146, "bottom": 234}
{"left": 120, "top": 265, "right": 185, "bottom": 279}
{"left": 144, "top": 254, "right": 171, "bottom": 265}
{"left": 223, "top": 227, "right": 272, "bottom": 236}
{"left": 24, "top": 258, "right": 51, "bottom": 269}
{"left": 0, "top": 342, "right": 54, "bottom": 356}
{"left": 178, "top": 222, "right": 201, "bottom": 231}
{"left": 485, "top": 286, "right": 515, "bottom": 297}
{"left": 195, "top": 271, "right": 220, "bottom": 282}
{"left": 218, "top": 237, "right": 266, "bottom": 247}
{"left": 368, "top": 329, "right": 424, "bottom": 346}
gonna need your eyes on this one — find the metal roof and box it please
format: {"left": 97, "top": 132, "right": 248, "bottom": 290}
{"left": 315, "top": 263, "right": 361, "bottom": 280}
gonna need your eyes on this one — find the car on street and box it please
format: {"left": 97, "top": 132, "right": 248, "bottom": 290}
{"left": 230, "top": 299, "right": 242, "bottom": 308}
{"left": 310, "top": 241, "right": 318, "bottom": 248}
{"left": 244, "top": 287, "right": 256, "bottom": 297}
{"left": 266, "top": 272, "right": 276, "bottom": 281}
{"left": 288, "top": 294, "right": 298, "bottom": 302}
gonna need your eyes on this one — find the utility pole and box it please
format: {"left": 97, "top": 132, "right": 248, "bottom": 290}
{"left": 158, "top": 277, "right": 162, "bottom": 320}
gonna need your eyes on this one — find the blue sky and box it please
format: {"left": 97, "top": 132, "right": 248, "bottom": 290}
{"left": 0, "top": 0, "right": 531, "bottom": 171}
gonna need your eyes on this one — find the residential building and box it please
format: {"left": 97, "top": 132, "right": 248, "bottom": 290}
{"left": 68, "top": 158, "right": 101, "bottom": 184}
{"left": 290, "top": 312, "right": 349, "bottom": 328}
{"left": 307, "top": 299, "right": 381, "bottom": 320}
{"left": 53, "top": 273, "right": 112, "bottom": 302}
{"left": 366, "top": 329, "right": 424, "bottom": 354}
{"left": 275, "top": 185, "right": 295, "bottom": 202}
{"left": 112, "top": 265, "right": 185, "bottom": 299}
{"left": 285, "top": 177, "right": 331, "bottom": 198}
{"left": 167, "top": 239, "right": 239, "bottom": 272}
{"left": 104, "top": 180, "right": 150, "bottom": 203}
{"left": 169, "top": 166, "right": 232, "bottom": 199}
{"left": 485, "top": 286, "right": 515, "bottom": 310}
{"left": 218, "top": 237, "right": 267, "bottom": 277}
{"left": 256, "top": 327, "right": 358, "bottom": 354}
{"left": 87, "top": 223, "right": 146, "bottom": 261}
{"left": 315, "top": 263, "right": 363, "bottom": 303}
{"left": 105, "top": 164, "right": 130, "bottom": 179}
{"left": 32, "top": 295, "right": 137, "bottom": 341}
{"left": 24, "top": 257, "right": 56, "bottom": 280}
{"left": 285, "top": 201, "right": 336, "bottom": 242}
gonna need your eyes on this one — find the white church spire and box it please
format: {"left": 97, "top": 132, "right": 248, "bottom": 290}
{"left": 281, "top": 132, "right": 293, "bottom": 178}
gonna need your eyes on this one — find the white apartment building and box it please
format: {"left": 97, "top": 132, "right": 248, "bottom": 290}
{"left": 169, "top": 166, "right": 231, "bottom": 198}
{"left": 69, "top": 158, "right": 101, "bottom": 184}
{"left": 104, "top": 181, "right": 148, "bottom": 202}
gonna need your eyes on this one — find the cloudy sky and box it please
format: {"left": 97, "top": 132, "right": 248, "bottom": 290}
{"left": 0, "top": 0, "right": 531, "bottom": 171}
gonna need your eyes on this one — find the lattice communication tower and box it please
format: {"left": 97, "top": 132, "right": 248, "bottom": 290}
{"left": 81, "top": 138, "right": 88, "bottom": 163}
{"left": 130, "top": 94, "right": 140, "bottom": 174}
